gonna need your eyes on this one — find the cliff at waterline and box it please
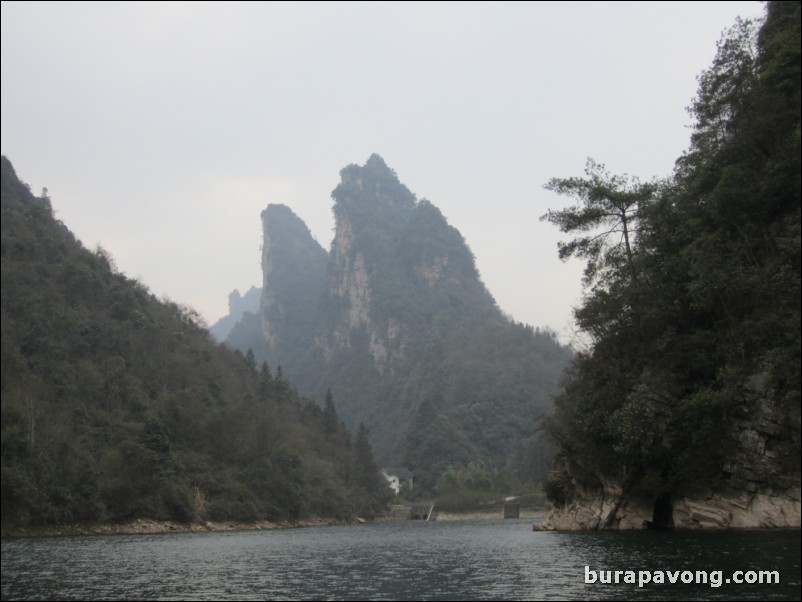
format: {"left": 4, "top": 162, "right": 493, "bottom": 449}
{"left": 540, "top": 1, "right": 800, "bottom": 530}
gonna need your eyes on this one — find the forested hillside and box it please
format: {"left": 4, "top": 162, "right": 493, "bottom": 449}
{"left": 0, "top": 156, "right": 389, "bottom": 528}
{"left": 543, "top": 1, "right": 800, "bottom": 528}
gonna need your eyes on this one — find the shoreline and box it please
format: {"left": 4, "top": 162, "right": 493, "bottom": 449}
{"left": 0, "top": 516, "right": 349, "bottom": 539}
{"left": 2, "top": 508, "right": 551, "bottom": 539}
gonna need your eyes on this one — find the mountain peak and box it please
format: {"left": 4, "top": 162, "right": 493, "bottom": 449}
{"left": 365, "top": 152, "right": 390, "bottom": 170}
{"left": 222, "top": 156, "right": 572, "bottom": 491}
{"left": 333, "top": 154, "right": 416, "bottom": 210}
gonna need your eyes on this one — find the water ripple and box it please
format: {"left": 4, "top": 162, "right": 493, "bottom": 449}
{"left": 2, "top": 521, "right": 800, "bottom": 600}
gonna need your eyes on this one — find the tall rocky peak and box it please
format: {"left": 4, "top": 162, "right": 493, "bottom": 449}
{"left": 225, "top": 155, "right": 571, "bottom": 489}
{"left": 333, "top": 153, "right": 416, "bottom": 211}
{"left": 260, "top": 203, "right": 328, "bottom": 367}
{"left": 320, "top": 155, "right": 496, "bottom": 372}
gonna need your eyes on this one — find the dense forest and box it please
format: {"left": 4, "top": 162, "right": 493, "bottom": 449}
{"left": 0, "top": 156, "right": 390, "bottom": 528}
{"left": 543, "top": 2, "right": 800, "bottom": 509}
{"left": 226, "top": 156, "right": 573, "bottom": 495}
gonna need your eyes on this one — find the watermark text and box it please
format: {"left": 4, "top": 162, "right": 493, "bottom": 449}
{"left": 585, "top": 566, "right": 780, "bottom": 588}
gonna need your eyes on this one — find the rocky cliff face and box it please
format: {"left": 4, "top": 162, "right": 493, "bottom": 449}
{"left": 545, "top": 382, "right": 801, "bottom": 530}
{"left": 314, "top": 155, "right": 485, "bottom": 375}
{"left": 321, "top": 215, "right": 377, "bottom": 361}
{"left": 259, "top": 204, "right": 328, "bottom": 367}
{"left": 545, "top": 478, "right": 801, "bottom": 531}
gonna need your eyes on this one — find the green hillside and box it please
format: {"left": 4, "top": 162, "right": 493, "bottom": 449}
{"left": 0, "top": 156, "right": 389, "bottom": 527}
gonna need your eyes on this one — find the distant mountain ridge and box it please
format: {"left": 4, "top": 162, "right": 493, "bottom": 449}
{"left": 225, "top": 155, "right": 572, "bottom": 491}
{"left": 209, "top": 285, "right": 261, "bottom": 342}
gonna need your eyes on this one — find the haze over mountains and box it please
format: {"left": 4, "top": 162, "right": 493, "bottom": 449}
{"left": 220, "top": 155, "right": 572, "bottom": 491}
{"left": 3, "top": 0, "right": 796, "bottom": 535}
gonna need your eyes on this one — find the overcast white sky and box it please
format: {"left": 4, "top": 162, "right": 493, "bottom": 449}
{"left": 1, "top": 1, "right": 764, "bottom": 344}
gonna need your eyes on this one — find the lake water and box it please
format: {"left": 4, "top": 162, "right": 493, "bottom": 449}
{"left": 2, "top": 520, "right": 800, "bottom": 600}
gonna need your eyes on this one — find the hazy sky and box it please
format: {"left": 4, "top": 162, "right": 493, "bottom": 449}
{"left": 1, "top": 1, "right": 764, "bottom": 344}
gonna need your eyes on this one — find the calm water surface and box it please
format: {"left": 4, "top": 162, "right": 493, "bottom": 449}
{"left": 2, "top": 520, "right": 800, "bottom": 600}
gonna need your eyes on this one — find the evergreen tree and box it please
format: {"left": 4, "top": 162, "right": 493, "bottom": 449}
{"left": 354, "top": 423, "right": 382, "bottom": 491}
{"left": 351, "top": 423, "right": 391, "bottom": 517}
{"left": 323, "top": 389, "right": 339, "bottom": 435}
{"left": 542, "top": 158, "right": 657, "bottom": 286}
